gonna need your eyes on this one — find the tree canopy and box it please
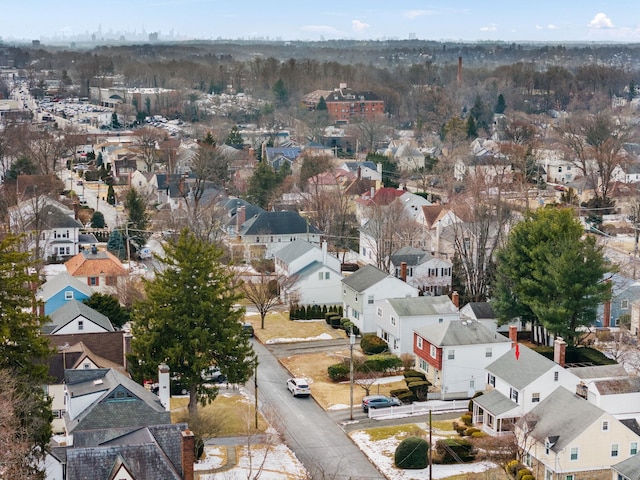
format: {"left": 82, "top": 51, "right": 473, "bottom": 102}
{"left": 83, "top": 292, "right": 131, "bottom": 329}
{"left": 129, "top": 230, "right": 255, "bottom": 415}
{"left": 493, "top": 208, "right": 613, "bottom": 346}
{"left": 124, "top": 187, "right": 149, "bottom": 250}
{"left": 0, "top": 234, "right": 53, "bottom": 475}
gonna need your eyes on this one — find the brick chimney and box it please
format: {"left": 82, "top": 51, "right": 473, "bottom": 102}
{"left": 509, "top": 325, "right": 518, "bottom": 347}
{"left": 451, "top": 291, "right": 459, "bottom": 309}
{"left": 400, "top": 262, "right": 407, "bottom": 282}
{"left": 603, "top": 279, "right": 612, "bottom": 328}
{"left": 457, "top": 56, "right": 462, "bottom": 83}
{"left": 236, "top": 206, "right": 246, "bottom": 233}
{"left": 553, "top": 337, "right": 567, "bottom": 367}
{"left": 181, "top": 429, "right": 195, "bottom": 480}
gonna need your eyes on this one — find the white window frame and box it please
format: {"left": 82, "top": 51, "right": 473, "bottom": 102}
{"left": 570, "top": 447, "right": 578, "bottom": 461}
{"left": 390, "top": 316, "right": 397, "bottom": 326}
{"left": 64, "top": 291, "right": 74, "bottom": 300}
{"left": 430, "top": 345, "right": 436, "bottom": 358}
{"left": 603, "top": 420, "right": 609, "bottom": 431}
{"left": 532, "top": 392, "right": 540, "bottom": 403}
{"left": 448, "top": 349, "right": 455, "bottom": 360}
{"left": 612, "top": 443, "right": 619, "bottom": 457}
{"left": 416, "top": 337, "right": 423, "bottom": 349}
{"left": 485, "top": 347, "right": 492, "bottom": 358}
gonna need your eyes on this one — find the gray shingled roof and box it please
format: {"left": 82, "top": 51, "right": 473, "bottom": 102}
{"left": 389, "top": 246, "right": 434, "bottom": 267}
{"left": 473, "top": 389, "right": 518, "bottom": 416}
{"left": 239, "top": 211, "right": 321, "bottom": 236}
{"left": 45, "top": 299, "right": 114, "bottom": 334}
{"left": 613, "top": 452, "right": 640, "bottom": 479}
{"left": 64, "top": 369, "right": 169, "bottom": 433}
{"left": 415, "top": 320, "right": 511, "bottom": 346}
{"left": 274, "top": 239, "right": 318, "bottom": 264}
{"left": 525, "top": 387, "right": 606, "bottom": 452}
{"left": 26, "top": 204, "right": 83, "bottom": 230}
{"left": 37, "top": 271, "right": 94, "bottom": 302}
{"left": 567, "top": 364, "right": 628, "bottom": 380}
{"left": 486, "top": 344, "right": 556, "bottom": 390}
{"left": 594, "top": 377, "right": 640, "bottom": 395}
{"left": 463, "top": 302, "right": 496, "bottom": 319}
{"left": 342, "top": 264, "right": 390, "bottom": 292}
{"left": 387, "top": 296, "right": 457, "bottom": 317}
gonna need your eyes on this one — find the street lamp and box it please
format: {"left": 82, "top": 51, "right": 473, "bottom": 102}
{"left": 349, "top": 330, "right": 355, "bottom": 421}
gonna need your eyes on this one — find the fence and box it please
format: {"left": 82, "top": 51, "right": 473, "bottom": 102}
{"left": 368, "top": 399, "right": 468, "bottom": 420}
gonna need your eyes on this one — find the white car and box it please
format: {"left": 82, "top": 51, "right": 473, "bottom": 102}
{"left": 286, "top": 378, "right": 311, "bottom": 397}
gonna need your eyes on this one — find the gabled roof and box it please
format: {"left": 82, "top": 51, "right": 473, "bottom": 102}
{"left": 45, "top": 299, "right": 114, "bottom": 334}
{"left": 264, "top": 147, "right": 302, "bottom": 162}
{"left": 37, "top": 271, "right": 94, "bottom": 302}
{"left": 48, "top": 341, "right": 127, "bottom": 383}
{"left": 524, "top": 387, "right": 608, "bottom": 452}
{"left": 462, "top": 302, "right": 496, "bottom": 320}
{"left": 486, "top": 343, "right": 557, "bottom": 389}
{"left": 567, "top": 364, "right": 628, "bottom": 381}
{"left": 65, "top": 249, "right": 127, "bottom": 277}
{"left": 26, "top": 204, "right": 83, "bottom": 230}
{"left": 415, "top": 319, "right": 511, "bottom": 346}
{"left": 593, "top": 376, "right": 640, "bottom": 395}
{"left": 342, "top": 160, "right": 378, "bottom": 172}
{"left": 274, "top": 239, "right": 318, "bottom": 264}
{"left": 239, "top": 211, "right": 321, "bottom": 236}
{"left": 47, "top": 331, "right": 127, "bottom": 369}
{"left": 293, "top": 260, "right": 341, "bottom": 281}
{"left": 421, "top": 204, "right": 451, "bottom": 228}
{"left": 342, "top": 264, "right": 391, "bottom": 292}
{"left": 64, "top": 368, "right": 169, "bottom": 433}
{"left": 390, "top": 246, "right": 435, "bottom": 267}
{"left": 613, "top": 450, "right": 640, "bottom": 479}
{"left": 357, "top": 187, "right": 404, "bottom": 207}
{"left": 386, "top": 295, "right": 456, "bottom": 317}
{"left": 473, "top": 388, "right": 518, "bottom": 416}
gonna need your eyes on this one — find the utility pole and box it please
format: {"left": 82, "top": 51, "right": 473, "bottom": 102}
{"left": 254, "top": 362, "right": 259, "bottom": 429}
{"left": 349, "top": 330, "right": 355, "bottom": 421}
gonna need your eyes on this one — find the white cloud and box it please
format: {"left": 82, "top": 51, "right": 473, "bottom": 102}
{"left": 404, "top": 10, "right": 432, "bottom": 20}
{"left": 536, "top": 24, "right": 543, "bottom": 30}
{"left": 536, "top": 24, "right": 558, "bottom": 30}
{"left": 587, "top": 13, "right": 615, "bottom": 29}
{"left": 480, "top": 24, "right": 497, "bottom": 32}
{"left": 352, "top": 20, "right": 370, "bottom": 33}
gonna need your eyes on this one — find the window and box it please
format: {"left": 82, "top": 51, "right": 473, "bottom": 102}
{"left": 469, "top": 379, "right": 475, "bottom": 389}
{"left": 78, "top": 320, "right": 84, "bottom": 331}
{"left": 532, "top": 393, "right": 540, "bottom": 403}
{"left": 368, "top": 295, "right": 374, "bottom": 304}
{"left": 545, "top": 441, "right": 551, "bottom": 456}
{"left": 631, "top": 442, "right": 638, "bottom": 455}
{"left": 419, "top": 358, "right": 428, "bottom": 372}
{"left": 391, "top": 316, "right": 397, "bottom": 326}
{"left": 88, "top": 277, "right": 98, "bottom": 286}
{"left": 416, "top": 337, "right": 423, "bottom": 349}
{"left": 438, "top": 318, "right": 444, "bottom": 323}
{"left": 377, "top": 307, "right": 383, "bottom": 317}
{"left": 448, "top": 350, "right": 455, "bottom": 360}
{"left": 430, "top": 345, "right": 437, "bottom": 358}
{"left": 566, "top": 476, "right": 574, "bottom": 480}
{"left": 318, "top": 272, "right": 323, "bottom": 280}
{"left": 510, "top": 388, "right": 519, "bottom": 403}
{"left": 381, "top": 331, "right": 389, "bottom": 342}
{"left": 65, "top": 291, "right": 74, "bottom": 300}
{"left": 554, "top": 371, "right": 559, "bottom": 382}
{"left": 602, "top": 420, "right": 609, "bottom": 431}
{"left": 325, "top": 272, "right": 330, "bottom": 280}
{"left": 488, "top": 374, "right": 495, "bottom": 387}
{"left": 612, "top": 444, "right": 619, "bottom": 457}
{"left": 485, "top": 347, "right": 493, "bottom": 358}
{"left": 622, "top": 299, "right": 629, "bottom": 309}
{"left": 570, "top": 447, "right": 578, "bottom": 461}
{"left": 83, "top": 363, "right": 91, "bottom": 369}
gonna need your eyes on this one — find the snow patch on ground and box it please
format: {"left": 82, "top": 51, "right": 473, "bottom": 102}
{"left": 265, "top": 333, "right": 333, "bottom": 344}
{"left": 350, "top": 430, "right": 498, "bottom": 480}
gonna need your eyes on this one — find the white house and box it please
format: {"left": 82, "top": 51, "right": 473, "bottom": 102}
{"left": 43, "top": 300, "right": 115, "bottom": 335}
{"left": 413, "top": 319, "right": 513, "bottom": 399}
{"left": 342, "top": 264, "right": 419, "bottom": 334}
{"left": 472, "top": 339, "right": 581, "bottom": 435}
{"left": 389, "top": 246, "right": 453, "bottom": 295}
{"left": 373, "top": 295, "right": 459, "bottom": 355}
{"left": 459, "top": 301, "right": 521, "bottom": 333}
{"left": 274, "top": 240, "right": 343, "bottom": 306}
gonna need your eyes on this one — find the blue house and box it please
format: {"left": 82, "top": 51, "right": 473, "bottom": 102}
{"left": 37, "top": 271, "right": 94, "bottom": 316}
{"left": 596, "top": 273, "right": 640, "bottom": 327}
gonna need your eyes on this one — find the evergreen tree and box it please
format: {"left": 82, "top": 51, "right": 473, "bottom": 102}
{"left": 470, "top": 94, "right": 490, "bottom": 131}
{"left": 130, "top": 230, "right": 255, "bottom": 416}
{"left": 96, "top": 151, "right": 104, "bottom": 167}
{"left": 107, "top": 229, "right": 127, "bottom": 259}
{"left": 224, "top": 125, "right": 244, "bottom": 148}
{"left": 272, "top": 78, "right": 288, "bottom": 106}
{"left": 494, "top": 93, "right": 507, "bottom": 114}
{"left": 6, "top": 155, "right": 37, "bottom": 180}
{"left": 317, "top": 96, "right": 327, "bottom": 110}
{"left": 247, "top": 160, "right": 278, "bottom": 208}
{"left": 106, "top": 184, "right": 116, "bottom": 205}
{"left": 466, "top": 115, "right": 478, "bottom": 139}
{"left": 629, "top": 80, "right": 637, "bottom": 102}
{"left": 0, "top": 234, "right": 53, "bottom": 474}
{"left": 91, "top": 211, "right": 105, "bottom": 229}
{"left": 84, "top": 292, "right": 130, "bottom": 329}
{"left": 493, "top": 208, "right": 612, "bottom": 346}
{"left": 125, "top": 187, "right": 149, "bottom": 250}
{"left": 111, "top": 111, "right": 120, "bottom": 129}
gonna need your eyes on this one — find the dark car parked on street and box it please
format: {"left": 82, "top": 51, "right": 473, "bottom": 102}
{"left": 362, "top": 394, "right": 402, "bottom": 412}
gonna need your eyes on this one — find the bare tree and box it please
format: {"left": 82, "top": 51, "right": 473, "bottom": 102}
{"left": 134, "top": 126, "right": 166, "bottom": 172}
{"left": 27, "top": 128, "right": 66, "bottom": 175}
{"left": 240, "top": 271, "right": 282, "bottom": 330}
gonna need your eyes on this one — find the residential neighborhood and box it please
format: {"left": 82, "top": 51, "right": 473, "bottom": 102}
{"left": 3, "top": 26, "right": 640, "bottom": 480}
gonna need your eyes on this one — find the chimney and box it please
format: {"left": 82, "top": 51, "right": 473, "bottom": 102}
{"left": 457, "top": 56, "right": 462, "bottom": 83}
{"left": 357, "top": 166, "right": 361, "bottom": 179}
{"left": 553, "top": 337, "right": 566, "bottom": 367}
{"left": 509, "top": 325, "right": 518, "bottom": 347}
{"left": 377, "top": 162, "right": 383, "bottom": 175}
{"left": 400, "top": 262, "right": 407, "bottom": 282}
{"left": 451, "top": 291, "right": 459, "bottom": 309}
{"left": 370, "top": 186, "right": 375, "bottom": 198}
{"left": 603, "top": 279, "right": 612, "bottom": 328}
{"left": 158, "top": 363, "right": 171, "bottom": 411}
{"left": 322, "top": 240, "right": 328, "bottom": 265}
{"left": 181, "top": 430, "right": 195, "bottom": 480}
{"left": 236, "top": 206, "right": 246, "bottom": 233}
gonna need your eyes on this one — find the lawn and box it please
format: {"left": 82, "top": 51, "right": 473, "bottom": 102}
{"left": 243, "top": 310, "right": 348, "bottom": 342}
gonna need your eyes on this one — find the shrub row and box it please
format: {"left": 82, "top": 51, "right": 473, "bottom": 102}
{"left": 360, "top": 333, "right": 388, "bottom": 354}
{"left": 506, "top": 460, "right": 534, "bottom": 480}
{"left": 394, "top": 438, "right": 477, "bottom": 471}
{"left": 327, "top": 353, "right": 403, "bottom": 381}
{"left": 290, "top": 304, "right": 342, "bottom": 320}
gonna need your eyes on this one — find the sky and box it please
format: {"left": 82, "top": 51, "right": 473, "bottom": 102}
{"left": 2, "top": 0, "right": 640, "bottom": 43}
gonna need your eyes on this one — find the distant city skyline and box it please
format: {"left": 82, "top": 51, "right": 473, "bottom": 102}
{"left": 2, "top": 0, "right": 640, "bottom": 44}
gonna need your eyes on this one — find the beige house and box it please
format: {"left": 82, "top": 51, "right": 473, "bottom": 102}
{"left": 516, "top": 387, "right": 640, "bottom": 480}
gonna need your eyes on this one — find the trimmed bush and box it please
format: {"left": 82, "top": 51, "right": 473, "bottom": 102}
{"left": 464, "top": 427, "right": 480, "bottom": 436}
{"left": 452, "top": 421, "right": 466, "bottom": 436}
{"left": 394, "top": 436, "right": 429, "bottom": 469}
{"left": 461, "top": 414, "right": 472, "bottom": 426}
{"left": 330, "top": 317, "right": 341, "bottom": 329}
{"left": 507, "top": 460, "right": 524, "bottom": 476}
{"left": 435, "top": 438, "right": 475, "bottom": 464}
{"left": 360, "top": 354, "right": 403, "bottom": 373}
{"left": 392, "top": 389, "right": 415, "bottom": 403}
{"left": 328, "top": 363, "right": 349, "bottom": 381}
{"left": 517, "top": 469, "right": 533, "bottom": 480}
{"left": 470, "top": 431, "right": 486, "bottom": 438}
{"left": 360, "top": 334, "right": 388, "bottom": 355}
{"left": 521, "top": 475, "right": 534, "bottom": 480}
{"left": 403, "top": 369, "right": 426, "bottom": 381}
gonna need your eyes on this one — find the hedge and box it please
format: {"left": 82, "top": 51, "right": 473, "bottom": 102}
{"left": 359, "top": 354, "right": 403, "bottom": 373}
{"left": 403, "top": 369, "right": 426, "bottom": 381}
{"left": 360, "top": 334, "right": 388, "bottom": 354}
{"left": 435, "top": 438, "right": 475, "bottom": 464}
{"left": 328, "top": 363, "right": 350, "bottom": 381}
{"left": 395, "top": 436, "right": 429, "bottom": 469}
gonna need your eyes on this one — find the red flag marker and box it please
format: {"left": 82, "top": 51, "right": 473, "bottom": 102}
{"left": 515, "top": 343, "right": 520, "bottom": 360}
